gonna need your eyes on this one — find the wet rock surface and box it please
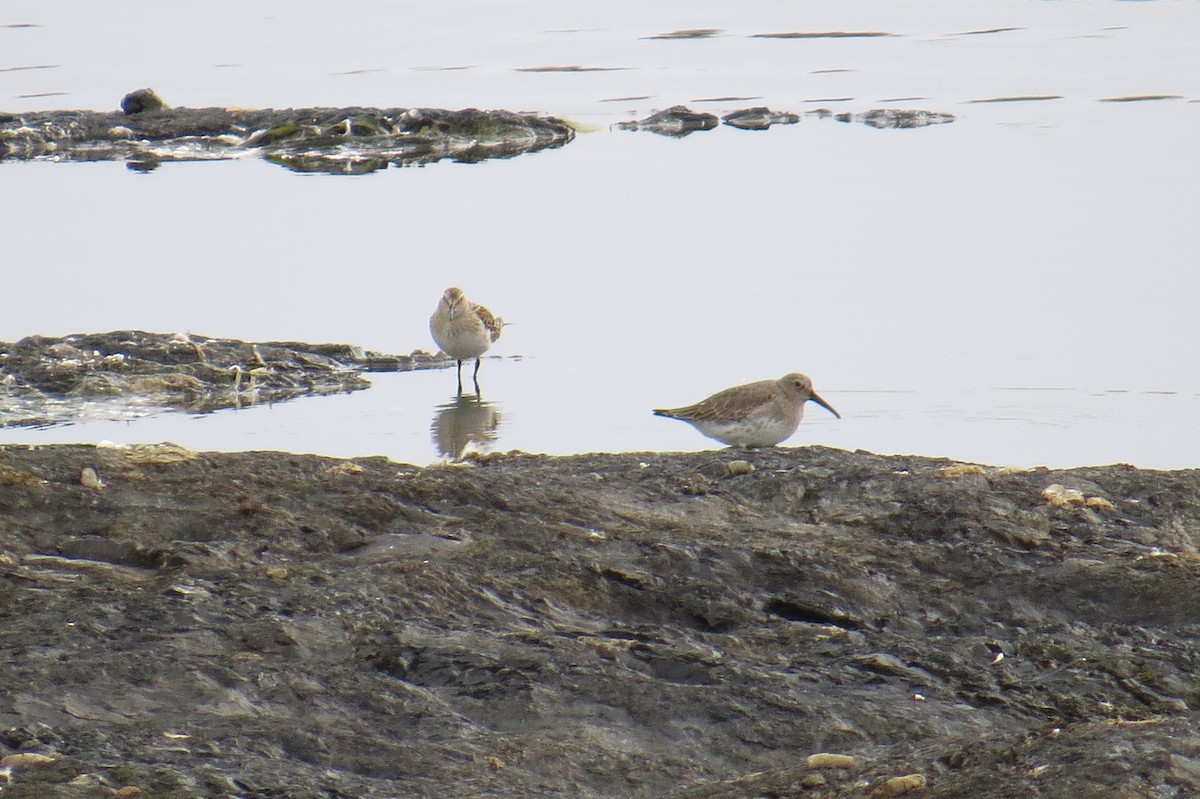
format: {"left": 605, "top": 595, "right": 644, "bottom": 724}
{"left": 0, "top": 331, "right": 449, "bottom": 428}
{"left": 1, "top": 443, "right": 1198, "bottom": 798}
{"left": 0, "top": 91, "right": 576, "bottom": 173}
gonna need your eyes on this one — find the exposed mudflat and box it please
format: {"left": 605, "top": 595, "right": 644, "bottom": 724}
{"left": 2, "top": 443, "right": 1199, "bottom": 797}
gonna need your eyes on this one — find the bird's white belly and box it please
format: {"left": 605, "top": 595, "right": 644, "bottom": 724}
{"left": 694, "top": 413, "right": 801, "bottom": 447}
{"left": 432, "top": 322, "right": 490, "bottom": 360}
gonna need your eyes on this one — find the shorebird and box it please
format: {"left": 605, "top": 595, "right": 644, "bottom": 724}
{"left": 654, "top": 372, "right": 840, "bottom": 447}
{"left": 429, "top": 287, "right": 503, "bottom": 390}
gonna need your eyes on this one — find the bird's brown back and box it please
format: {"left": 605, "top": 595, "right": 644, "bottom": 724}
{"left": 656, "top": 379, "right": 781, "bottom": 423}
{"left": 475, "top": 304, "right": 502, "bottom": 343}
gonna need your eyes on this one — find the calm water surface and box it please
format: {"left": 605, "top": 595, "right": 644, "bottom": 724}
{"left": 2, "top": 1, "right": 1198, "bottom": 468}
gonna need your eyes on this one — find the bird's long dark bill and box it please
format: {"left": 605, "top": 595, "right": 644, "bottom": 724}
{"left": 810, "top": 393, "right": 841, "bottom": 419}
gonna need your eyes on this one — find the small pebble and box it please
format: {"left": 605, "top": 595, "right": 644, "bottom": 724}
{"left": 725, "top": 460, "right": 755, "bottom": 476}
{"left": 805, "top": 753, "right": 856, "bottom": 770}
{"left": 1042, "top": 484, "right": 1085, "bottom": 508}
{"left": 869, "top": 773, "right": 927, "bottom": 798}
{"left": 1, "top": 753, "right": 57, "bottom": 767}
{"left": 80, "top": 466, "right": 105, "bottom": 490}
{"left": 939, "top": 463, "right": 984, "bottom": 478}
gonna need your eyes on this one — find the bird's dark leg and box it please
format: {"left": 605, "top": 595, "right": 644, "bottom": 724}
{"left": 472, "top": 358, "right": 482, "bottom": 394}
{"left": 455, "top": 360, "right": 464, "bottom": 394}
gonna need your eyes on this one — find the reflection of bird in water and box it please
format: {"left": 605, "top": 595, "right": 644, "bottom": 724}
{"left": 431, "top": 392, "right": 502, "bottom": 461}
{"left": 429, "top": 287, "right": 503, "bottom": 392}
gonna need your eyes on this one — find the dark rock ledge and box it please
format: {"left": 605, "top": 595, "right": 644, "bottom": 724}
{"left": 0, "top": 331, "right": 448, "bottom": 428}
{"left": 1, "top": 443, "right": 1199, "bottom": 797}
{"left": 0, "top": 89, "right": 576, "bottom": 174}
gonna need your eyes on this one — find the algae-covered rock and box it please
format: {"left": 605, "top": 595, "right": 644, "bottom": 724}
{"left": 0, "top": 90, "right": 576, "bottom": 173}
{"left": 0, "top": 330, "right": 451, "bottom": 427}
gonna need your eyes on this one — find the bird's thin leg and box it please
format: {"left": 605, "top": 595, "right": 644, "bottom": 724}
{"left": 456, "top": 360, "right": 464, "bottom": 394}
{"left": 473, "top": 358, "right": 482, "bottom": 380}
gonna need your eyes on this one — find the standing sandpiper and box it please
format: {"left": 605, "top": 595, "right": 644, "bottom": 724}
{"left": 654, "top": 372, "right": 840, "bottom": 447}
{"left": 429, "top": 287, "right": 503, "bottom": 391}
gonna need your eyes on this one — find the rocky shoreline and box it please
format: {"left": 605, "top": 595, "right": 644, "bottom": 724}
{"left": 1, "top": 441, "right": 1198, "bottom": 797}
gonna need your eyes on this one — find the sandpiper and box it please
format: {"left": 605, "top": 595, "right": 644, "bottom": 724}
{"left": 429, "top": 287, "right": 503, "bottom": 389}
{"left": 653, "top": 372, "right": 840, "bottom": 447}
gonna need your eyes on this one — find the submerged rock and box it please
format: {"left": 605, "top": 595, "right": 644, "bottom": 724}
{"left": 0, "top": 90, "right": 576, "bottom": 173}
{"left": 620, "top": 104, "right": 954, "bottom": 135}
{"left": 721, "top": 107, "right": 800, "bottom": 130}
{"left": 616, "top": 105, "right": 719, "bottom": 137}
{"left": 855, "top": 108, "right": 957, "bottom": 128}
{"left": 0, "top": 443, "right": 1197, "bottom": 797}
{"left": 644, "top": 28, "right": 724, "bottom": 40}
{"left": 0, "top": 330, "right": 450, "bottom": 427}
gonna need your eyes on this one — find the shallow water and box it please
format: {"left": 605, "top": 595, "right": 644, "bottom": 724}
{"left": 2, "top": 1, "right": 1198, "bottom": 468}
